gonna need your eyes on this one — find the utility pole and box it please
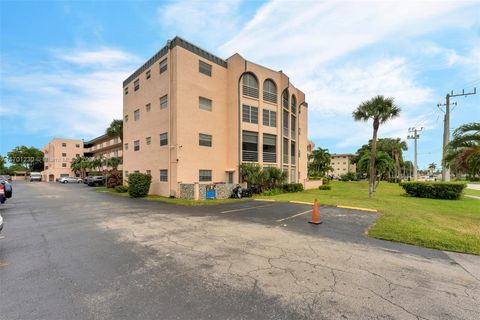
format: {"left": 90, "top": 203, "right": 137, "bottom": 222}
{"left": 438, "top": 88, "right": 477, "bottom": 181}
{"left": 408, "top": 127, "right": 423, "bottom": 181}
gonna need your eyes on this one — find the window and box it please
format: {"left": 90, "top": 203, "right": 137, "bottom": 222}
{"left": 146, "top": 170, "right": 151, "bottom": 175}
{"left": 199, "top": 133, "right": 212, "bottom": 147}
{"left": 76, "top": 144, "right": 80, "bottom": 148}
{"left": 291, "top": 115, "right": 296, "bottom": 138}
{"left": 124, "top": 87, "right": 128, "bottom": 95}
{"left": 242, "top": 105, "right": 258, "bottom": 124}
{"left": 146, "top": 137, "right": 151, "bottom": 145}
{"left": 124, "top": 143, "right": 128, "bottom": 150}
{"left": 290, "top": 168, "right": 296, "bottom": 182}
{"left": 160, "top": 95, "right": 168, "bottom": 109}
{"left": 283, "top": 110, "right": 289, "bottom": 136}
{"left": 199, "top": 170, "right": 212, "bottom": 182}
{"left": 283, "top": 138, "right": 289, "bottom": 164}
{"left": 199, "top": 96, "right": 212, "bottom": 111}
{"left": 242, "top": 131, "right": 258, "bottom": 162}
{"left": 62, "top": 143, "right": 67, "bottom": 147}
{"left": 62, "top": 163, "right": 67, "bottom": 167}
{"left": 291, "top": 95, "right": 297, "bottom": 114}
{"left": 263, "top": 79, "right": 277, "bottom": 103}
{"left": 124, "top": 114, "right": 129, "bottom": 122}
{"left": 146, "top": 103, "right": 151, "bottom": 112}
{"left": 159, "top": 58, "right": 167, "bottom": 73}
{"left": 291, "top": 141, "right": 296, "bottom": 165}
{"left": 134, "top": 79, "right": 140, "bottom": 91}
{"left": 62, "top": 153, "right": 67, "bottom": 157}
{"left": 263, "top": 134, "right": 276, "bottom": 163}
{"left": 146, "top": 70, "right": 151, "bottom": 79}
{"left": 199, "top": 60, "right": 212, "bottom": 76}
{"left": 160, "top": 169, "right": 168, "bottom": 182}
{"left": 125, "top": 171, "right": 129, "bottom": 177}
{"left": 160, "top": 132, "right": 168, "bottom": 146}
{"left": 134, "top": 140, "right": 140, "bottom": 151}
{"left": 282, "top": 90, "right": 289, "bottom": 110}
{"left": 262, "top": 109, "right": 277, "bottom": 127}
{"left": 134, "top": 109, "right": 140, "bottom": 121}
{"left": 242, "top": 73, "right": 259, "bottom": 98}
{"left": 75, "top": 154, "right": 80, "bottom": 157}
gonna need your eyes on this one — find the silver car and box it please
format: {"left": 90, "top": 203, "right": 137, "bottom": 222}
{"left": 59, "top": 177, "right": 82, "bottom": 184}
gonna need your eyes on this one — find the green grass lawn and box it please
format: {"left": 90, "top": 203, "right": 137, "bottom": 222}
{"left": 465, "top": 188, "right": 480, "bottom": 197}
{"left": 258, "top": 181, "right": 480, "bottom": 255}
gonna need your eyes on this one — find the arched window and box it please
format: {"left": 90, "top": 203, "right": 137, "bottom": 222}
{"left": 263, "top": 79, "right": 277, "bottom": 103}
{"left": 282, "top": 89, "right": 289, "bottom": 110}
{"left": 242, "top": 73, "right": 259, "bottom": 98}
{"left": 291, "top": 95, "right": 297, "bottom": 114}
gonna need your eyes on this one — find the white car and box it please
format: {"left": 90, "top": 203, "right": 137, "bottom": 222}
{"left": 59, "top": 177, "right": 82, "bottom": 184}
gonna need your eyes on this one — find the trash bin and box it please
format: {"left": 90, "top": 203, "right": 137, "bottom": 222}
{"left": 205, "top": 185, "right": 216, "bottom": 200}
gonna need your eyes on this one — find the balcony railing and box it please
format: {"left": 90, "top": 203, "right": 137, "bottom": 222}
{"left": 242, "top": 150, "right": 258, "bottom": 162}
{"left": 263, "top": 152, "right": 276, "bottom": 163}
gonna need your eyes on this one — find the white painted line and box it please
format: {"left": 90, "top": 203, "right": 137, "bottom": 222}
{"left": 220, "top": 203, "right": 277, "bottom": 214}
{"left": 276, "top": 210, "right": 312, "bottom": 222}
{"left": 254, "top": 199, "right": 276, "bottom": 202}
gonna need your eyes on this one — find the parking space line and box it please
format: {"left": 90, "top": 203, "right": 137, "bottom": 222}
{"left": 220, "top": 203, "right": 277, "bottom": 214}
{"left": 276, "top": 209, "right": 312, "bottom": 222}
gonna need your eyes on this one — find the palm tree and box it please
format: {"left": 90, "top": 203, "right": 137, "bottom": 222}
{"left": 308, "top": 147, "right": 333, "bottom": 177}
{"left": 106, "top": 119, "right": 123, "bottom": 141}
{"left": 443, "top": 122, "right": 480, "bottom": 179}
{"left": 358, "top": 151, "right": 395, "bottom": 188}
{"left": 428, "top": 163, "right": 436, "bottom": 175}
{"left": 352, "top": 96, "right": 401, "bottom": 197}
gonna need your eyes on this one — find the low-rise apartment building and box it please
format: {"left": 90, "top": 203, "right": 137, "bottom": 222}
{"left": 330, "top": 153, "right": 356, "bottom": 177}
{"left": 123, "top": 36, "right": 309, "bottom": 197}
{"left": 84, "top": 134, "right": 123, "bottom": 172}
{"left": 42, "top": 138, "right": 84, "bottom": 181}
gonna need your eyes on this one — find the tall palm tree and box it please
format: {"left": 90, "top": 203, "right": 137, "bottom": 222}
{"left": 428, "top": 162, "right": 436, "bottom": 175}
{"left": 352, "top": 96, "right": 401, "bottom": 197}
{"left": 443, "top": 122, "right": 480, "bottom": 179}
{"left": 106, "top": 119, "right": 123, "bottom": 141}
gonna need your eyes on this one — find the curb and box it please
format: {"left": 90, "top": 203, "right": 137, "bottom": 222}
{"left": 336, "top": 205, "right": 377, "bottom": 212}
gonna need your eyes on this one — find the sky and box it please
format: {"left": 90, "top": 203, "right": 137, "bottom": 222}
{"left": 0, "top": 0, "right": 479, "bottom": 170}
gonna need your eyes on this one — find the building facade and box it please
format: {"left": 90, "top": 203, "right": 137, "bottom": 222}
{"left": 84, "top": 134, "right": 123, "bottom": 172}
{"left": 42, "top": 138, "right": 84, "bottom": 181}
{"left": 122, "top": 37, "right": 309, "bottom": 197}
{"left": 330, "top": 153, "right": 357, "bottom": 177}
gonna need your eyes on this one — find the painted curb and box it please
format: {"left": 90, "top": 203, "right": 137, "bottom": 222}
{"left": 337, "top": 205, "right": 377, "bottom": 212}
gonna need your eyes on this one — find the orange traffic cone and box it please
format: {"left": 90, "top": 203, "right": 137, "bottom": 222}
{"left": 309, "top": 198, "right": 322, "bottom": 224}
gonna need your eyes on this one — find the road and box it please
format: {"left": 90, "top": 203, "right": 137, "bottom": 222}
{"left": 1, "top": 182, "right": 479, "bottom": 320}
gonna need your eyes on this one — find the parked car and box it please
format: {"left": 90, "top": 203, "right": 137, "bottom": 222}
{"left": 30, "top": 172, "right": 42, "bottom": 182}
{"left": 0, "top": 175, "right": 12, "bottom": 182}
{"left": 59, "top": 176, "right": 82, "bottom": 184}
{"left": 0, "top": 178, "right": 12, "bottom": 204}
{"left": 86, "top": 176, "right": 105, "bottom": 187}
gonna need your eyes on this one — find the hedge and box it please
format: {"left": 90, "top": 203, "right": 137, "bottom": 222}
{"left": 283, "top": 183, "right": 304, "bottom": 193}
{"left": 127, "top": 173, "right": 152, "bottom": 198}
{"left": 400, "top": 182, "right": 465, "bottom": 200}
{"left": 318, "top": 185, "right": 331, "bottom": 190}
{"left": 114, "top": 185, "right": 128, "bottom": 193}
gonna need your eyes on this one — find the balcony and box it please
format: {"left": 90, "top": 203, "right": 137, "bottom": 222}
{"left": 242, "top": 150, "right": 258, "bottom": 162}
{"left": 263, "top": 152, "right": 276, "bottom": 163}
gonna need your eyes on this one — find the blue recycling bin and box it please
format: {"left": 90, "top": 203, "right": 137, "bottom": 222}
{"left": 206, "top": 189, "right": 216, "bottom": 200}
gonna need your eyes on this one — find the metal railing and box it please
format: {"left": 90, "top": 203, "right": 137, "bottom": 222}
{"left": 242, "top": 150, "right": 258, "bottom": 162}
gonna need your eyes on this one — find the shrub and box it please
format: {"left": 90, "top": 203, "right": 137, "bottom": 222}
{"left": 282, "top": 183, "right": 304, "bottom": 193}
{"left": 322, "top": 177, "right": 330, "bottom": 185}
{"left": 127, "top": 173, "right": 152, "bottom": 198}
{"left": 114, "top": 185, "right": 128, "bottom": 193}
{"left": 260, "top": 188, "right": 283, "bottom": 196}
{"left": 318, "top": 185, "right": 331, "bottom": 190}
{"left": 400, "top": 182, "right": 465, "bottom": 200}
{"left": 340, "top": 172, "right": 356, "bottom": 181}
{"left": 106, "top": 170, "right": 123, "bottom": 188}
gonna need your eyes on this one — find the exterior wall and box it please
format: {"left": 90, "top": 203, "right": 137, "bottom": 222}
{"left": 84, "top": 134, "right": 123, "bottom": 172}
{"left": 41, "top": 138, "right": 84, "bottom": 181}
{"left": 303, "top": 179, "right": 323, "bottom": 190}
{"left": 330, "top": 154, "right": 356, "bottom": 177}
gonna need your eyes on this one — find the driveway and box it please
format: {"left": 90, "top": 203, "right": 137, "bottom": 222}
{"left": 0, "top": 182, "right": 479, "bottom": 319}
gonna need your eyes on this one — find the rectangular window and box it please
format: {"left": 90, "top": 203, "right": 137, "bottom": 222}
{"left": 124, "top": 87, "right": 128, "bottom": 95}
{"left": 291, "top": 115, "right": 296, "bottom": 139}
{"left": 134, "top": 140, "right": 140, "bottom": 151}
{"left": 160, "top": 132, "right": 168, "bottom": 146}
{"left": 146, "top": 137, "right": 151, "bottom": 145}
{"left": 146, "top": 103, "right": 151, "bottom": 112}
{"left": 62, "top": 153, "right": 67, "bottom": 157}
{"left": 283, "top": 138, "right": 289, "bottom": 164}
{"left": 124, "top": 143, "right": 128, "bottom": 150}
{"left": 76, "top": 144, "right": 80, "bottom": 148}
{"left": 160, "top": 169, "right": 168, "bottom": 182}
{"left": 199, "top": 96, "right": 212, "bottom": 111}
{"left": 62, "top": 143, "right": 67, "bottom": 147}
{"left": 263, "top": 134, "right": 276, "bottom": 163}
{"left": 62, "top": 163, "right": 67, "bottom": 167}
{"left": 124, "top": 114, "right": 129, "bottom": 122}
{"left": 242, "top": 105, "right": 258, "bottom": 124}
{"left": 283, "top": 110, "right": 289, "bottom": 137}
{"left": 75, "top": 154, "right": 80, "bottom": 157}
{"left": 146, "top": 170, "right": 151, "bottom": 175}
{"left": 134, "top": 109, "right": 140, "bottom": 121}
{"left": 125, "top": 171, "right": 129, "bottom": 177}
{"left": 199, "top": 133, "right": 212, "bottom": 147}
{"left": 146, "top": 70, "right": 151, "bottom": 79}
{"left": 262, "top": 109, "right": 277, "bottom": 127}
{"left": 199, "top": 60, "right": 212, "bottom": 76}
{"left": 199, "top": 170, "right": 212, "bottom": 182}
{"left": 290, "top": 168, "right": 296, "bottom": 182}
{"left": 242, "top": 131, "right": 258, "bottom": 162}
{"left": 160, "top": 95, "right": 168, "bottom": 109}
{"left": 134, "top": 79, "right": 140, "bottom": 91}
{"left": 159, "top": 58, "right": 167, "bottom": 74}
{"left": 291, "top": 141, "right": 296, "bottom": 165}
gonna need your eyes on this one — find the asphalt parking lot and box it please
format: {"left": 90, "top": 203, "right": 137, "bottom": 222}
{"left": 1, "top": 181, "right": 479, "bottom": 320}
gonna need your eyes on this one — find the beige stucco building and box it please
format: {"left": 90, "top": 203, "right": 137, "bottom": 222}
{"left": 330, "top": 153, "right": 357, "bottom": 177}
{"left": 42, "top": 138, "right": 84, "bottom": 181}
{"left": 84, "top": 134, "right": 123, "bottom": 172}
{"left": 123, "top": 37, "right": 309, "bottom": 197}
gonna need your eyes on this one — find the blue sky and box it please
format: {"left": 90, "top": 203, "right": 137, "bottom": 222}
{"left": 0, "top": 0, "right": 479, "bottom": 170}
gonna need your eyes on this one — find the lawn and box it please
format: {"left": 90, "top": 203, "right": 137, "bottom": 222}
{"left": 258, "top": 181, "right": 480, "bottom": 255}
{"left": 464, "top": 188, "right": 480, "bottom": 197}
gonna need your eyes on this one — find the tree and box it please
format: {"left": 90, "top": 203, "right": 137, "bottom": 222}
{"left": 0, "top": 155, "right": 6, "bottom": 173}
{"left": 308, "top": 147, "right": 333, "bottom": 177}
{"left": 105, "top": 156, "right": 122, "bottom": 170}
{"left": 428, "top": 163, "right": 436, "bottom": 175}
{"left": 352, "top": 96, "right": 401, "bottom": 197}
{"left": 357, "top": 151, "right": 395, "bottom": 187}
{"left": 378, "top": 138, "right": 407, "bottom": 183}
{"left": 71, "top": 156, "right": 91, "bottom": 178}
{"left": 7, "top": 146, "right": 44, "bottom": 171}
{"left": 443, "top": 122, "right": 480, "bottom": 179}
{"left": 106, "top": 119, "right": 123, "bottom": 141}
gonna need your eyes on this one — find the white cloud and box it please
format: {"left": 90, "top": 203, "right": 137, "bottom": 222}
{"left": 56, "top": 47, "right": 140, "bottom": 67}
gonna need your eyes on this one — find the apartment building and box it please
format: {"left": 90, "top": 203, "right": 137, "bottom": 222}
{"left": 330, "top": 153, "right": 356, "bottom": 177}
{"left": 84, "top": 133, "right": 123, "bottom": 172}
{"left": 42, "top": 138, "right": 84, "bottom": 181}
{"left": 123, "top": 36, "right": 309, "bottom": 197}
